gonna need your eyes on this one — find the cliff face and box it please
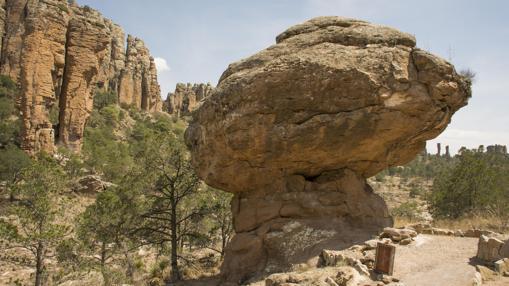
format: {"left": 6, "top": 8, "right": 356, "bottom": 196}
{"left": 166, "top": 83, "right": 214, "bottom": 116}
{"left": 118, "top": 35, "right": 162, "bottom": 112}
{"left": 0, "top": 0, "right": 162, "bottom": 154}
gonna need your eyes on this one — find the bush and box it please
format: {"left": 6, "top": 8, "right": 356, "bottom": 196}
{"left": 409, "top": 187, "right": 424, "bottom": 198}
{"left": 428, "top": 148, "right": 509, "bottom": 219}
{"left": 391, "top": 201, "right": 420, "bottom": 220}
{"left": 93, "top": 90, "right": 118, "bottom": 110}
{"left": 0, "top": 75, "right": 20, "bottom": 146}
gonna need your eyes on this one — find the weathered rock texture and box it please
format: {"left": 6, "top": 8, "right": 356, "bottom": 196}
{"left": 166, "top": 82, "right": 214, "bottom": 117}
{"left": 0, "top": 0, "right": 162, "bottom": 154}
{"left": 185, "top": 17, "right": 470, "bottom": 284}
{"left": 118, "top": 35, "right": 162, "bottom": 112}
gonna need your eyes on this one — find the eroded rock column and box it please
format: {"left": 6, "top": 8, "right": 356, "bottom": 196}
{"left": 19, "top": 0, "right": 70, "bottom": 154}
{"left": 58, "top": 9, "right": 110, "bottom": 152}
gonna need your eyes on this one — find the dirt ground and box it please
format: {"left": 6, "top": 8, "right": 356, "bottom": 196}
{"left": 394, "top": 234, "right": 508, "bottom": 286}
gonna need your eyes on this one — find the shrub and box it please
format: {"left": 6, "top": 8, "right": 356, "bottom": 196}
{"left": 93, "top": 90, "right": 118, "bottom": 110}
{"left": 428, "top": 148, "right": 509, "bottom": 219}
{"left": 391, "top": 201, "right": 420, "bottom": 220}
{"left": 409, "top": 187, "right": 423, "bottom": 198}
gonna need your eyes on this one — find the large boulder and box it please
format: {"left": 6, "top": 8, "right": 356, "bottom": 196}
{"left": 477, "top": 235, "right": 508, "bottom": 262}
{"left": 185, "top": 17, "right": 470, "bottom": 284}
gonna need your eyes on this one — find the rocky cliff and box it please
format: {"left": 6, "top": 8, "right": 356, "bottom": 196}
{"left": 185, "top": 17, "right": 471, "bottom": 284}
{"left": 0, "top": 0, "right": 162, "bottom": 154}
{"left": 166, "top": 82, "right": 214, "bottom": 117}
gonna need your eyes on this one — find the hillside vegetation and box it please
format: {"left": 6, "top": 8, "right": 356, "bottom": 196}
{"left": 0, "top": 74, "right": 507, "bottom": 284}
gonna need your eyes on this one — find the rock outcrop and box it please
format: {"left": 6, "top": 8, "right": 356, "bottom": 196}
{"left": 185, "top": 17, "right": 470, "bottom": 284}
{"left": 118, "top": 35, "right": 162, "bottom": 112}
{"left": 166, "top": 83, "right": 214, "bottom": 117}
{"left": 0, "top": 0, "right": 162, "bottom": 154}
{"left": 477, "top": 235, "right": 508, "bottom": 262}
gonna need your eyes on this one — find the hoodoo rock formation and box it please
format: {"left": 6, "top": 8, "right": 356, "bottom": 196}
{"left": 0, "top": 0, "right": 162, "bottom": 154}
{"left": 185, "top": 17, "right": 470, "bottom": 284}
{"left": 166, "top": 82, "right": 214, "bottom": 117}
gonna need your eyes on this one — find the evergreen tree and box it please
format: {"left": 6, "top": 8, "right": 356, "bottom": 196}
{"left": 0, "top": 155, "right": 69, "bottom": 286}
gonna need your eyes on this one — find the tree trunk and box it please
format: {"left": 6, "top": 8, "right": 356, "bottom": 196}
{"left": 170, "top": 196, "right": 180, "bottom": 281}
{"left": 34, "top": 241, "right": 44, "bottom": 286}
{"left": 100, "top": 242, "right": 109, "bottom": 286}
{"left": 121, "top": 242, "right": 135, "bottom": 282}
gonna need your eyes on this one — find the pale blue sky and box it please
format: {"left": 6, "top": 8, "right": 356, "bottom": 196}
{"left": 79, "top": 0, "right": 509, "bottom": 154}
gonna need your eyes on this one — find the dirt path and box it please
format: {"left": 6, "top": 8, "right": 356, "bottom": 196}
{"left": 393, "top": 235, "right": 479, "bottom": 286}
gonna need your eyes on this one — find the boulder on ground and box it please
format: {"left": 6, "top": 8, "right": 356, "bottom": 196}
{"left": 494, "top": 258, "right": 509, "bottom": 274}
{"left": 381, "top": 227, "right": 417, "bottom": 242}
{"left": 477, "top": 235, "right": 505, "bottom": 262}
{"left": 73, "top": 175, "right": 114, "bottom": 194}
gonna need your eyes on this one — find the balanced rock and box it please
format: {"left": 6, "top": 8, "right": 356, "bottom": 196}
{"left": 185, "top": 17, "right": 470, "bottom": 284}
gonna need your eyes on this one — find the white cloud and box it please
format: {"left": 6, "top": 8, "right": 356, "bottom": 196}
{"left": 154, "top": 57, "right": 170, "bottom": 72}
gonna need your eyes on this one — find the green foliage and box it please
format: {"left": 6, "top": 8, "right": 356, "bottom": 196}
{"left": 0, "top": 75, "right": 21, "bottom": 146}
{"left": 94, "top": 90, "right": 118, "bottom": 110}
{"left": 83, "top": 107, "right": 132, "bottom": 183}
{"left": 409, "top": 187, "right": 424, "bottom": 198}
{"left": 0, "top": 144, "right": 31, "bottom": 199}
{"left": 391, "top": 201, "right": 420, "bottom": 220}
{"left": 428, "top": 148, "right": 509, "bottom": 219}
{"left": 49, "top": 104, "right": 60, "bottom": 125}
{"left": 57, "top": 147, "right": 85, "bottom": 179}
{"left": 0, "top": 155, "right": 69, "bottom": 286}
{"left": 0, "top": 75, "right": 17, "bottom": 96}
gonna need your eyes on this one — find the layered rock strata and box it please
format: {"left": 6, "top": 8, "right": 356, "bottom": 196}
{"left": 185, "top": 17, "right": 470, "bottom": 284}
{"left": 0, "top": 0, "right": 162, "bottom": 154}
{"left": 166, "top": 82, "right": 214, "bottom": 116}
{"left": 118, "top": 35, "right": 162, "bottom": 112}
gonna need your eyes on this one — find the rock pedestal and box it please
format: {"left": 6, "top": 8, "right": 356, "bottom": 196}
{"left": 185, "top": 17, "right": 470, "bottom": 284}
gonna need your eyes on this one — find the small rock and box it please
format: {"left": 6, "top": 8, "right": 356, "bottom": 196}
{"left": 431, "top": 228, "right": 454, "bottom": 236}
{"left": 406, "top": 223, "right": 431, "bottom": 234}
{"left": 382, "top": 275, "right": 392, "bottom": 284}
{"left": 381, "top": 227, "right": 417, "bottom": 242}
{"left": 364, "top": 239, "right": 380, "bottom": 250}
{"left": 494, "top": 258, "right": 509, "bottom": 274}
{"left": 472, "top": 271, "right": 482, "bottom": 286}
{"left": 476, "top": 265, "right": 496, "bottom": 281}
{"left": 325, "top": 276, "right": 340, "bottom": 286}
{"left": 399, "top": 238, "right": 412, "bottom": 245}
{"left": 334, "top": 267, "right": 359, "bottom": 286}
{"left": 504, "top": 271, "right": 509, "bottom": 277}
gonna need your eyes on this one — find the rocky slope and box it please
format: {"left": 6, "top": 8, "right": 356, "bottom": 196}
{"left": 166, "top": 82, "right": 214, "bottom": 117}
{"left": 0, "top": 0, "right": 162, "bottom": 154}
{"left": 185, "top": 16, "right": 471, "bottom": 284}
